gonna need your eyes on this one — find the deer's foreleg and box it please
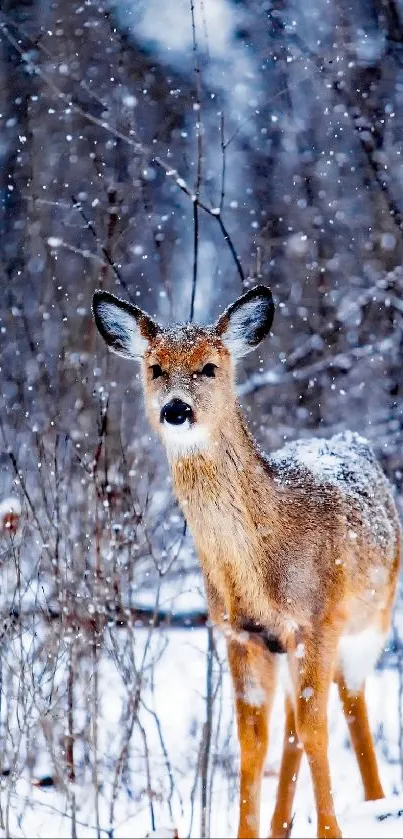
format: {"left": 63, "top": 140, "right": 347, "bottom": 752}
{"left": 227, "top": 638, "right": 278, "bottom": 839}
{"left": 270, "top": 694, "right": 303, "bottom": 838}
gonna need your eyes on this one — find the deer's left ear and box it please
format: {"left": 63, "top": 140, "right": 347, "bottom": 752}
{"left": 92, "top": 290, "right": 160, "bottom": 359}
{"left": 215, "top": 285, "right": 274, "bottom": 358}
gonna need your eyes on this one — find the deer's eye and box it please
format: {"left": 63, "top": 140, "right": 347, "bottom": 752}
{"left": 150, "top": 364, "right": 164, "bottom": 379}
{"left": 201, "top": 363, "right": 216, "bottom": 378}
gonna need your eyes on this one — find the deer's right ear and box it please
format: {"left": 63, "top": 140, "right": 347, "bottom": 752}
{"left": 92, "top": 291, "right": 160, "bottom": 359}
{"left": 215, "top": 285, "right": 274, "bottom": 358}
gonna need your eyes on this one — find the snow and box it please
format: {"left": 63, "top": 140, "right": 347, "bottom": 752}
{"left": 111, "top": 0, "right": 260, "bottom": 320}
{"left": 338, "top": 629, "right": 386, "bottom": 692}
{"left": 270, "top": 430, "right": 371, "bottom": 487}
{"left": 117, "top": 0, "right": 232, "bottom": 62}
{"left": 338, "top": 797, "right": 403, "bottom": 838}
{"left": 270, "top": 430, "right": 398, "bottom": 552}
{"left": 2, "top": 2, "right": 403, "bottom": 837}
{"left": 243, "top": 676, "right": 267, "bottom": 708}
{"left": 113, "top": 0, "right": 256, "bottom": 111}
{"left": 301, "top": 686, "right": 314, "bottom": 701}
{"left": 1, "top": 628, "right": 401, "bottom": 838}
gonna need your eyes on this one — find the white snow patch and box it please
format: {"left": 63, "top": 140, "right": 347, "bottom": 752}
{"left": 338, "top": 628, "right": 386, "bottom": 692}
{"left": 285, "top": 618, "right": 299, "bottom": 634}
{"left": 278, "top": 656, "right": 293, "bottom": 696}
{"left": 113, "top": 0, "right": 256, "bottom": 112}
{"left": 341, "top": 795, "right": 403, "bottom": 837}
{"left": 47, "top": 236, "right": 62, "bottom": 248}
{"left": 0, "top": 628, "right": 402, "bottom": 838}
{"left": 242, "top": 677, "right": 266, "bottom": 708}
{"left": 271, "top": 430, "right": 370, "bottom": 487}
{"left": 287, "top": 232, "right": 309, "bottom": 257}
{"left": 301, "top": 686, "right": 314, "bottom": 701}
{"left": 270, "top": 430, "right": 397, "bottom": 554}
{"left": 126, "top": 0, "right": 232, "bottom": 60}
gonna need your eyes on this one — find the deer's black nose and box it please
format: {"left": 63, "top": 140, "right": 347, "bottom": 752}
{"left": 161, "top": 398, "right": 194, "bottom": 426}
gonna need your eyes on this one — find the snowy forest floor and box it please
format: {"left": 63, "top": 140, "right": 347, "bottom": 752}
{"left": 1, "top": 627, "right": 402, "bottom": 839}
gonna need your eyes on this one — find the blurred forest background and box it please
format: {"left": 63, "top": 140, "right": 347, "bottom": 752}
{"left": 1, "top": 0, "right": 403, "bottom": 836}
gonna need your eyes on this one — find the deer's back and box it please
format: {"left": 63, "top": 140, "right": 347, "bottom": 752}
{"left": 269, "top": 430, "right": 400, "bottom": 623}
{"left": 270, "top": 431, "right": 396, "bottom": 545}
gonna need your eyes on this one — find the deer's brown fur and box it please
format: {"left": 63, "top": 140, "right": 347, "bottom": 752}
{"left": 93, "top": 286, "right": 401, "bottom": 839}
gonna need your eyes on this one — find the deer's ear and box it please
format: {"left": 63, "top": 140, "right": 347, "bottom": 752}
{"left": 215, "top": 285, "right": 274, "bottom": 358}
{"left": 92, "top": 291, "right": 160, "bottom": 358}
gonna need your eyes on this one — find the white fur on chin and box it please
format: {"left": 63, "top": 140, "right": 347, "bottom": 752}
{"left": 161, "top": 420, "right": 210, "bottom": 458}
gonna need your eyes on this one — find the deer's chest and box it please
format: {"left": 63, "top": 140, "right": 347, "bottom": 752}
{"left": 182, "top": 490, "right": 269, "bottom": 618}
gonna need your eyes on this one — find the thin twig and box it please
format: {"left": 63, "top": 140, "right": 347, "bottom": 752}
{"left": 290, "top": 31, "right": 403, "bottom": 235}
{"left": 189, "top": 0, "right": 203, "bottom": 321}
{"left": 0, "top": 18, "right": 245, "bottom": 287}
{"left": 137, "top": 719, "right": 156, "bottom": 834}
{"left": 67, "top": 646, "right": 77, "bottom": 839}
{"left": 200, "top": 625, "right": 214, "bottom": 839}
{"left": 108, "top": 687, "right": 141, "bottom": 832}
{"left": 215, "top": 213, "right": 245, "bottom": 287}
{"left": 92, "top": 638, "right": 101, "bottom": 839}
{"left": 70, "top": 196, "right": 133, "bottom": 298}
{"left": 219, "top": 111, "right": 226, "bottom": 214}
{"left": 100, "top": 187, "right": 120, "bottom": 286}
{"left": 0, "top": 419, "right": 51, "bottom": 558}
{"left": 141, "top": 698, "right": 176, "bottom": 820}
{"left": 190, "top": 200, "right": 200, "bottom": 322}
{"left": 238, "top": 338, "right": 394, "bottom": 396}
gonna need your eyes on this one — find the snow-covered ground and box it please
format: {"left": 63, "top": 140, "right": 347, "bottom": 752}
{"left": 1, "top": 625, "right": 401, "bottom": 838}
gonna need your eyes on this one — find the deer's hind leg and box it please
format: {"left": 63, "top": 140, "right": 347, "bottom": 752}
{"left": 227, "top": 638, "right": 278, "bottom": 839}
{"left": 336, "top": 674, "right": 384, "bottom": 801}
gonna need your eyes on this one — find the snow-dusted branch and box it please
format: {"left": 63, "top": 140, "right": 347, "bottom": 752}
{"left": 0, "top": 15, "right": 245, "bottom": 289}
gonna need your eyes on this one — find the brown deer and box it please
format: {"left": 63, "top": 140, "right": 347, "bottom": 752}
{"left": 92, "top": 285, "right": 401, "bottom": 839}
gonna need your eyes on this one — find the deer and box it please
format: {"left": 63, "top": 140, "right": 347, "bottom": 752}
{"left": 92, "top": 285, "right": 401, "bottom": 839}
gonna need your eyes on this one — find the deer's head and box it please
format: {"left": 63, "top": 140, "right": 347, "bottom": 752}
{"left": 92, "top": 286, "right": 274, "bottom": 458}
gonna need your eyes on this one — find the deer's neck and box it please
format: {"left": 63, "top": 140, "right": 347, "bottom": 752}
{"left": 170, "top": 405, "right": 266, "bottom": 499}
{"left": 169, "top": 406, "right": 280, "bottom": 621}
